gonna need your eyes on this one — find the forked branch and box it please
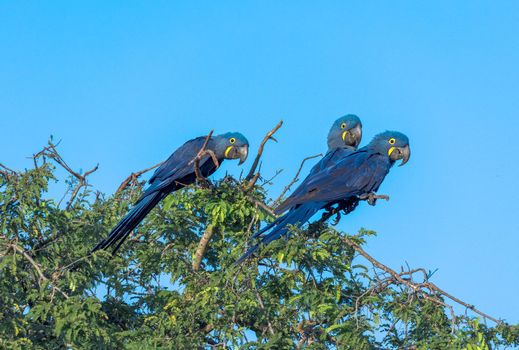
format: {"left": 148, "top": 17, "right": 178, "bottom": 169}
{"left": 116, "top": 162, "right": 162, "bottom": 194}
{"left": 244, "top": 121, "right": 283, "bottom": 181}
{"left": 342, "top": 236, "right": 501, "bottom": 325}
{"left": 189, "top": 130, "right": 220, "bottom": 185}
{"left": 273, "top": 153, "right": 322, "bottom": 206}
{"left": 32, "top": 140, "right": 98, "bottom": 209}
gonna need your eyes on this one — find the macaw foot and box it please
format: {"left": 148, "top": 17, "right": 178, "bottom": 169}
{"left": 320, "top": 205, "right": 340, "bottom": 225}
{"left": 359, "top": 192, "right": 390, "bottom": 206}
{"left": 320, "top": 197, "right": 362, "bottom": 225}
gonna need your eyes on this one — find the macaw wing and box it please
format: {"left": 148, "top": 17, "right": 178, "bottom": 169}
{"left": 149, "top": 137, "right": 208, "bottom": 183}
{"left": 310, "top": 147, "right": 356, "bottom": 175}
{"left": 275, "top": 148, "right": 355, "bottom": 214}
{"left": 138, "top": 137, "right": 217, "bottom": 199}
{"left": 278, "top": 150, "right": 388, "bottom": 207}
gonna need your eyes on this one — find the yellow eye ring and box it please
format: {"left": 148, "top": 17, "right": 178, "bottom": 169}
{"left": 389, "top": 138, "right": 396, "bottom": 145}
{"left": 340, "top": 122, "right": 347, "bottom": 129}
{"left": 229, "top": 137, "right": 236, "bottom": 144}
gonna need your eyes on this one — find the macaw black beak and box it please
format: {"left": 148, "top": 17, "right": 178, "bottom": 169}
{"left": 389, "top": 144, "right": 411, "bottom": 166}
{"left": 342, "top": 124, "right": 362, "bottom": 148}
{"left": 399, "top": 144, "right": 410, "bottom": 166}
{"left": 237, "top": 145, "right": 249, "bottom": 165}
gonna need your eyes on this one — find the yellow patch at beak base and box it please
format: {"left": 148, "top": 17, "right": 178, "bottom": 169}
{"left": 342, "top": 130, "right": 348, "bottom": 141}
{"left": 388, "top": 146, "right": 396, "bottom": 156}
{"left": 225, "top": 146, "right": 233, "bottom": 158}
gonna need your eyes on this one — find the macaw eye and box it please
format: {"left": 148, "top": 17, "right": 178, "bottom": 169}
{"left": 389, "top": 138, "right": 396, "bottom": 145}
{"left": 229, "top": 137, "right": 236, "bottom": 144}
{"left": 340, "top": 122, "right": 347, "bottom": 129}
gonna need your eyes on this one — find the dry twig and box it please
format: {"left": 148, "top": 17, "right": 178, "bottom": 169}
{"left": 32, "top": 141, "right": 98, "bottom": 209}
{"left": 0, "top": 163, "right": 16, "bottom": 178}
{"left": 116, "top": 162, "right": 162, "bottom": 194}
{"left": 245, "top": 121, "right": 283, "bottom": 181}
{"left": 7, "top": 243, "right": 69, "bottom": 299}
{"left": 246, "top": 195, "right": 276, "bottom": 217}
{"left": 342, "top": 236, "right": 501, "bottom": 325}
{"left": 273, "top": 153, "right": 322, "bottom": 206}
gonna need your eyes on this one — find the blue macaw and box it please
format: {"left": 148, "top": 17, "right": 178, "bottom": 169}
{"left": 249, "top": 115, "right": 362, "bottom": 241}
{"left": 237, "top": 131, "right": 410, "bottom": 263}
{"left": 92, "top": 132, "right": 249, "bottom": 254}
{"left": 275, "top": 114, "right": 362, "bottom": 215}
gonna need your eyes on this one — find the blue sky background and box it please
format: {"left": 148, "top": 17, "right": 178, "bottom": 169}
{"left": 1, "top": 1, "right": 518, "bottom": 324}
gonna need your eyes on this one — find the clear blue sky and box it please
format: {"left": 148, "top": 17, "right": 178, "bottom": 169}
{"left": 1, "top": 1, "right": 518, "bottom": 323}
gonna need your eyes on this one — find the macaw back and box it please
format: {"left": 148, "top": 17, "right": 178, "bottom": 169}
{"left": 141, "top": 137, "right": 220, "bottom": 200}
{"left": 275, "top": 146, "right": 356, "bottom": 215}
{"left": 92, "top": 136, "right": 223, "bottom": 254}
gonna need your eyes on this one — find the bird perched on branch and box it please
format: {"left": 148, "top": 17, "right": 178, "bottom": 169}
{"left": 250, "top": 115, "right": 362, "bottom": 241}
{"left": 237, "top": 131, "right": 410, "bottom": 263}
{"left": 274, "top": 114, "right": 362, "bottom": 215}
{"left": 92, "top": 132, "right": 249, "bottom": 255}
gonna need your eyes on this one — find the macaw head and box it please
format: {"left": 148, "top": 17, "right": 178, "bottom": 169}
{"left": 369, "top": 131, "right": 411, "bottom": 166}
{"left": 327, "top": 114, "right": 362, "bottom": 150}
{"left": 215, "top": 132, "right": 250, "bottom": 165}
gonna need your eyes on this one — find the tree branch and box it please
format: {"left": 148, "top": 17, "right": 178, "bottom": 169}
{"left": 246, "top": 195, "right": 276, "bottom": 217}
{"left": 0, "top": 163, "right": 17, "bottom": 179}
{"left": 192, "top": 224, "right": 216, "bottom": 271}
{"left": 273, "top": 153, "right": 322, "bottom": 206}
{"left": 245, "top": 121, "right": 283, "bottom": 181}
{"left": 255, "top": 288, "right": 275, "bottom": 336}
{"left": 341, "top": 236, "right": 502, "bottom": 325}
{"left": 116, "top": 162, "right": 162, "bottom": 194}
{"left": 8, "top": 243, "right": 69, "bottom": 299}
{"left": 189, "top": 130, "right": 220, "bottom": 185}
{"left": 32, "top": 140, "right": 98, "bottom": 209}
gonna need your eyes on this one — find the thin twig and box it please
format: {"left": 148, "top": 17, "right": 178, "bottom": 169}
{"left": 32, "top": 141, "right": 98, "bottom": 209}
{"left": 273, "top": 153, "right": 322, "bottom": 206}
{"left": 260, "top": 169, "right": 283, "bottom": 186}
{"left": 245, "top": 121, "right": 283, "bottom": 181}
{"left": 116, "top": 162, "right": 162, "bottom": 194}
{"left": 0, "top": 163, "right": 16, "bottom": 178}
{"left": 242, "top": 172, "right": 260, "bottom": 191}
{"left": 9, "top": 243, "right": 69, "bottom": 299}
{"left": 246, "top": 195, "right": 276, "bottom": 217}
{"left": 341, "top": 236, "right": 501, "bottom": 324}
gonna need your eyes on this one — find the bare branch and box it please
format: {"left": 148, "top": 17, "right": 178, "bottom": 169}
{"left": 0, "top": 163, "right": 17, "bottom": 178}
{"left": 245, "top": 120, "right": 283, "bottom": 181}
{"left": 32, "top": 141, "right": 98, "bottom": 209}
{"left": 242, "top": 172, "right": 260, "bottom": 191}
{"left": 188, "top": 130, "right": 220, "bottom": 185}
{"left": 273, "top": 153, "right": 322, "bottom": 206}
{"left": 8, "top": 243, "right": 69, "bottom": 299}
{"left": 246, "top": 195, "right": 276, "bottom": 218}
{"left": 116, "top": 162, "right": 162, "bottom": 194}
{"left": 341, "top": 236, "right": 502, "bottom": 325}
{"left": 260, "top": 169, "right": 283, "bottom": 186}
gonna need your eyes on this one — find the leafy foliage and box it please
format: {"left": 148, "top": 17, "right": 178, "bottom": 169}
{"left": 0, "top": 145, "right": 518, "bottom": 349}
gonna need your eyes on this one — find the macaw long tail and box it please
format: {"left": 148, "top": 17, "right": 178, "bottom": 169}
{"left": 250, "top": 220, "right": 276, "bottom": 239}
{"left": 236, "top": 202, "right": 323, "bottom": 264}
{"left": 91, "top": 191, "right": 165, "bottom": 255}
